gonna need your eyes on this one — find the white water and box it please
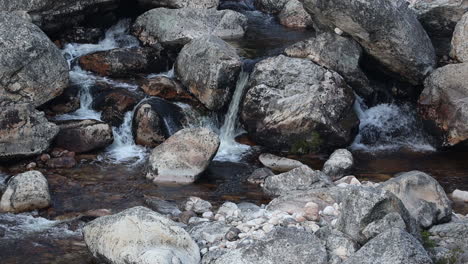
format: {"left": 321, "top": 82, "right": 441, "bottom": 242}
{"left": 351, "top": 96, "right": 435, "bottom": 152}
{"left": 215, "top": 71, "right": 251, "bottom": 161}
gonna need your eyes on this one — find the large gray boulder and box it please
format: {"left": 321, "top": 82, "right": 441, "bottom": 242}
{"left": 418, "top": 63, "right": 468, "bottom": 146}
{"left": 451, "top": 12, "right": 468, "bottom": 62}
{"left": 380, "top": 171, "right": 452, "bottom": 228}
{"left": 263, "top": 165, "right": 332, "bottom": 196}
{"left": 209, "top": 228, "right": 328, "bottom": 264}
{"left": 146, "top": 128, "right": 220, "bottom": 184}
{"left": 428, "top": 219, "right": 468, "bottom": 264}
{"left": 303, "top": 0, "right": 436, "bottom": 85}
{"left": 241, "top": 55, "right": 358, "bottom": 154}
{"left": 0, "top": 171, "right": 51, "bottom": 213}
{"left": 0, "top": 12, "right": 68, "bottom": 107}
{"left": 132, "top": 8, "right": 247, "bottom": 48}
{"left": 285, "top": 32, "right": 374, "bottom": 100}
{"left": 336, "top": 186, "right": 420, "bottom": 244}
{"left": 278, "top": 0, "right": 313, "bottom": 28}
{"left": 175, "top": 36, "right": 242, "bottom": 110}
{"left": 83, "top": 206, "right": 200, "bottom": 264}
{"left": 53, "top": 119, "right": 114, "bottom": 153}
{"left": 343, "top": 228, "right": 432, "bottom": 264}
{"left": 138, "top": 0, "right": 219, "bottom": 9}
{"left": 0, "top": 0, "right": 119, "bottom": 34}
{"left": 409, "top": 0, "right": 468, "bottom": 37}
{"left": 0, "top": 104, "right": 59, "bottom": 160}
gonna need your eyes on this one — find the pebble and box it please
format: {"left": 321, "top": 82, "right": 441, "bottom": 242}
{"left": 178, "top": 211, "right": 196, "bottom": 224}
{"left": 322, "top": 206, "right": 336, "bottom": 216}
{"left": 262, "top": 223, "right": 274, "bottom": 233}
{"left": 225, "top": 227, "right": 241, "bottom": 241}
{"left": 304, "top": 202, "right": 319, "bottom": 221}
{"left": 26, "top": 162, "right": 37, "bottom": 169}
{"left": 200, "top": 248, "right": 208, "bottom": 255}
{"left": 452, "top": 189, "right": 468, "bottom": 202}
{"left": 202, "top": 211, "right": 214, "bottom": 219}
{"left": 334, "top": 27, "right": 344, "bottom": 35}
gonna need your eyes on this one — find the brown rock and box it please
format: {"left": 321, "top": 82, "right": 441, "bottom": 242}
{"left": 140, "top": 76, "right": 197, "bottom": 103}
{"left": 46, "top": 156, "right": 77, "bottom": 169}
{"left": 92, "top": 88, "right": 141, "bottom": 126}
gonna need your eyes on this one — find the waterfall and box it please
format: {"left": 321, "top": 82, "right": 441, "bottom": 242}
{"left": 351, "top": 96, "right": 435, "bottom": 152}
{"left": 215, "top": 71, "right": 251, "bottom": 161}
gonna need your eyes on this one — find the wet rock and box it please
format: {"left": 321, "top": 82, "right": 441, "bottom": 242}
{"left": 138, "top": 0, "right": 219, "bottom": 9}
{"left": 258, "top": 153, "right": 304, "bottom": 172}
{"left": 132, "top": 8, "right": 247, "bottom": 48}
{"left": 53, "top": 119, "right": 114, "bottom": 153}
{"left": 254, "top": 0, "right": 289, "bottom": 13}
{"left": 140, "top": 76, "right": 196, "bottom": 103}
{"left": 418, "top": 63, "right": 468, "bottom": 146}
{"left": 303, "top": 0, "right": 436, "bottom": 85}
{"left": 241, "top": 55, "right": 358, "bottom": 153}
{"left": 342, "top": 228, "right": 432, "bottom": 264}
{"left": 132, "top": 97, "right": 186, "bottom": 147}
{"left": 42, "top": 84, "right": 81, "bottom": 115}
{"left": 56, "top": 27, "right": 104, "bottom": 44}
{"left": 83, "top": 206, "right": 200, "bottom": 264}
{"left": 209, "top": 228, "right": 328, "bottom": 264}
{"left": 146, "top": 128, "right": 220, "bottom": 184}
{"left": 285, "top": 32, "right": 374, "bottom": 100}
{"left": 46, "top": 156, "right": 77, "bottom": 169}
{"left": 322, "top": 149, "right": 354, "bottom": 180}
{"left": 409, "top": 0, "right": 468, "bottom": 37}
{"left": 79, "top": 47, "right": 171, "bottom": 78}
{"left": 278, "top": 0, "right": 313, "bottom": 28}
{"left": 92, "top": 88, "right": 140, "bottom": 126}
{"left": 0, "top": 0, "right": 120, "bottom": 34}
{"left": 0, "top": 12, "right": 68, "bottom": 107}
{"left": 452, "top": 189, "right": 468, "bottom": 202}
{"left": 0, "top": 104, "right": 59, "bottom": 161}
{"left": 451, "top": 12, "right": 468, "bottom": 62}
{"left": 247, "top": 167, "right": 274, "bottom": 184}
{"left": 428, "top": 219, "right": 468, "bottom": 264}
{"left": 263, "top": 165, "right": 332, "bottom": 196}
{"left": 175, "top": 35, "right": 242, "bottom": 110}
{"left": 336, "top": 186, "right": 420, "bottom": 244}
{"left": 380, "top": 170, "right": 452, "bottom": 228}
{"left": 0, "top": 171, "right": 51, "bottom": 213}
{"left": 184, "top": 197, "right": 213, "bottom": 214}
{"left": 144, "top": 197, "right": 181, "bottom": 216}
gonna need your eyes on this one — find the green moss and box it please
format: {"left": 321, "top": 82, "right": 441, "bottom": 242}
{"left": 435, "top": 248, "right": 464, "bottom": 264}
{"left": 421, "top": 230, "right": 436, "bottom": 249}
{"left": 290, "top": 131, "right": 323, "bottom": 154}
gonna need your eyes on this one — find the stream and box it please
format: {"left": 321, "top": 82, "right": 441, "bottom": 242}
{"left": 1, "top": 1, "right": 468, "bottom": 263}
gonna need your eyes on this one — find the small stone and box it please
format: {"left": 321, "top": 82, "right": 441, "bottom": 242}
{"left": 178, "top": 211, "right": 196, "bottom": 224}
{"left": 323, "top": 206, "right": 337, "bottom": 216}
{"left": 334, "top": 27, "right": 344, "bottom": 35}
{"left": 225, "top": 227, "right": 241, "bottom": 241}
{"left": 262, "top": 223, "right": 275, "bottom": 233}
{"left": 184, "top": 197, "right": 212, "bottom": 214}
{"left": 188, "top": 217, "right": 209, "bottom": 224}
{"left": 304, "top": 202, "right": 319, "bottom": 221}
{"left": 217, "top": 202, "right": 240, "bottom": 218}
{"left": 201, "top": 248, "right": 208, "bottom": 255}
{"left": 202, "top": 211, "right": 214, "bottom": 219}
{"left": 238, "top": 233, "right": 248, "bottom": 239}
{"left": 39, "top": 154, "right": 51, "bottom": 162}
{"left": 26, "top": 162, "right": 37, "bottom": 169}
{"left": 452, "top": 189, "right": 468, "bottom": 202}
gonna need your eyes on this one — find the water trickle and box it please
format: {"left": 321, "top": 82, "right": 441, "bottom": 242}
{"left": 215, "top": 71, "right": 251, "bottom": 161}
{"left": 351, "top": 96, "right": 435, "bottom": 152}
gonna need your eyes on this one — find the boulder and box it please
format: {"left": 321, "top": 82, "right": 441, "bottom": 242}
{"left": 79, "top": 47, "right": 172, "bottom": 78}
{"left": 315, "top": 226, "right": 358, "bottom": 262}
{"left": 0, "top": 12, "right": 68, "bottom": 107}
{"left": 263, "top": 165, "right": 332, "bottom": 196}
{"left": 428, "top": 219, "right": 468, "bottom": 264}
{"left": 53, "top": 119, "right": 114, "bottom": 153}
{"left": 418, "top": 63, "right": 468, "bottom": 146}
{"left": 278, "top": 0, "right": 313, "bottom": 28}
{"left": 342, "top": 228, "right": 432, "bottom": 264}
{"left": 137, "top": 0, "right": 219, "bottom": 9}
{"left": 146, "top": 128, "right": 220, "bottom": 184}
{"left": 241, "top": 55, "right": 358, "bottom": 153}
{"left": 258, "top": 153, "right": 304, "bottom": 172}
{"left": 92, "top": 88, "right": 141, "bottom": 126}
{"left": 132, "top": 97, "right": 186, "bottom": 147}
{"left": 209, "top": 228, "right": 328, "bottom": 264}
{"left": 0, "top": 171, "right": 50, "bottom": 213}
{"left": 42, "top": 84, "right": 81, "bottom": 115}
{"left": 83, "top": 206, "right": 200, "bottom": 264}
{"left": 0, "top": 104, "right": 59, "bottom": 160}
{"left": 303, "top": 0, "right": 436, "bottom": 85}
{"left": 380, "top": 171, "right": 452, "bottom": 228}
{"left": 0, "top": 0, "right": 120, "bottom": 34}
{"left": 336, "top": 186, "right": 420, "bottom": 244}
{"left": 322, "top": 149, "right": 354, "bottom": 180}
{"left": 247, "top": 167, "right": 275, "bottom": 184}
{"left": 254, "top": 0, "right": 289, "bottom": 13}
{"left": 132, "top": 8, "right": 247, "bottom": 48}
{"left": 284, "top": 32, "right": 374, "bottom": 100}
{"left": 140, "top": 76, "right": 196, "bottom": 103}
{"left": 409, "top": 0, "right": 468, "bottom": 37}
{"left": 175, "top": 35, "right": 242, "bottom": 110}
{"left": 56, "top": 26, "right": 104, "bottom": 45}
{"left": 451, "top": 12, "right": 468, "bottom": 62}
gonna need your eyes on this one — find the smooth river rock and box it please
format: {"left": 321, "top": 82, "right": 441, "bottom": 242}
{"left": 132, "top": 8, "right": 247, "bottom": 48}
{"left": 303, "top": 0, "right": 436, "bottom": 85}
{"left": 451, "top": 12, "right": 468, "bottom": 62}
{"left": 418, "top": 63, "right": 468, "bottom": 146}
{"left": 0, "top": 12, "right": 68, "bottom": 107}
{"left": 322, "top": 149, "right": 354, "bottom": 180}
{"left": 146, "top": 128, "right": 220, "bottom": 184}
{"left": 258, "top": 153, "right": 304, "bottom": 172}
{"left": 380, "top": 170, "right": 452, "bottom": 228}
{"left": 0, "top": 104, "right": 59, "bottom": 161}
{"left": 0, "top": 171, "right": 51, "bottom": 213}
{"left": 175, "top": 35, "right": 242, "bottom": 110}
{"left": 241, "top": 55, "right": 358, "bottom": 154}
{"left": 83, "top": 206, "right": 200, "bottom": 264}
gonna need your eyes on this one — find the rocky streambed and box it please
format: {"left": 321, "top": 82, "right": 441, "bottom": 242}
{"left": 1, "top": 0, "right": 468, "bottom": 263}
